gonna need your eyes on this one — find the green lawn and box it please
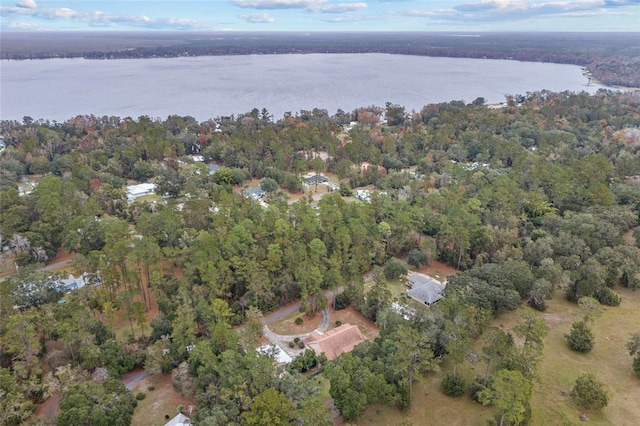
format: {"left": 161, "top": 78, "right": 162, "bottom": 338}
{"left": 133, "top": 194, "right": 161, "bottom": 204}
{"left": 530, "top": 286, "right": 640, "bottom": 426}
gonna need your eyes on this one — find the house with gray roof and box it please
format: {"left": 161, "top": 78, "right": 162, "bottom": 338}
{"left": 244, "top": 186, "right": 265, "bottom": 200}
{"left": 406, "top": 272, "right": 445, "bottom": 307}
{"left": 304, "top": 174, "right": 329, "bottom": 185}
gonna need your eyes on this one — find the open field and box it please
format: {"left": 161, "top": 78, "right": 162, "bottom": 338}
{"left": 270, "top": 310, "right": 323, "bottom": 335}
{"left": 531, "top": 286, "right": 640, "bottom": 425}
{"left": 133, "top": 194, "right": 161, "bottom": 204}
{"left": 352, "top": 285, "right": 640, "bottom": 426}
{"left": 128, "top": 372, "right": 197, "bottom": 426}
{"left": 353, "top": 364, "right": 494, "bottom": 426}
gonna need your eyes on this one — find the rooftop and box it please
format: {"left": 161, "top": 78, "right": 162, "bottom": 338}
{"left": 406, "top": 272, "right": 445, "bottom": 306}
{"left": 304, "top": 323, "right": 366, "bottom": 361}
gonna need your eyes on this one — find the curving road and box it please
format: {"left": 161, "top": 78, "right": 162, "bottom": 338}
{"left": 262, "top": 287, "right": 343, "bottom": 359}
{"left": 263, "top": 307, "right": 330, "bottom": 358}
{"left": 263, "top": 286, "right": 343, "bottom": 325}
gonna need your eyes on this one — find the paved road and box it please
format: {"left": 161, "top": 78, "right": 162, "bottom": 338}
{"left": 122, "top": 369, "right": 150, "bottom": 390}
{"left": 263, "top": 286, "right": 344, "bottom": 325}
{"left": 263, "top": 307, "right": 330, "bottom": 358}
{"left": 40, "top": 257, "right": 73, "bottom": 272}
{"left": 262, "top": 287, "right": 339, "bottom": 360}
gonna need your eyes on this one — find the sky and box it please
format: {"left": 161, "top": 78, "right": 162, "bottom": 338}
{"left": 0, "top": 0, "right": 638, "bottom": 32}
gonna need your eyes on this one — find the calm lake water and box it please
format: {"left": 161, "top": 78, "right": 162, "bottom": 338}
{"left": 1, "top": 54, "right": 607, "bottom": 122}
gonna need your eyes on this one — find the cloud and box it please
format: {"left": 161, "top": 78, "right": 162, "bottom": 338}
{"left": 5, "top": 21, "right": 44, "bottom": 29}
{"left": 0, "top": 4, "right": 212, "bottom": 30}
{"left": 240, "top": 12, "right": 276, "bottom": 22}
{"left": 322, "top": 13, "right": 378, "bottom": 21}
{"left": 16, "top": 0, "right": 37, "bottom": 9}
{"left": 402, "top": 0, "right": 640, "bottom": 23}
{"left": 315, "top": 2, "right": 367, "bottom": 12}
{"left": 234, "top": 0, "right": 368, "bottom": 13}
{"left": 234, "top": 0, "right": 326, "bottom": 9}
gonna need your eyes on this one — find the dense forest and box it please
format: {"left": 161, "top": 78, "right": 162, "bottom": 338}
{"left": 2, "top": 32, "right": 639, "bottom": 88}
{"left": 1, "top": 89, "right": 640, "bottom": 425}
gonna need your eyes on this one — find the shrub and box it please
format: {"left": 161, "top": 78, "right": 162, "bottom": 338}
{"left": 397, "top": 381, "right": 411, "bottom": 408}
{"left": 407, "top": 249, "right": 429, "bottom": 269}
{"left": 135, "top": 392, "right": 146, "bottom": 401}
{"left": 528, "top": 278, "right": 552, "bottom": 312}
{"left": 147, "top": 386, "right": 155, "bottom": 391}
{"left": 565, "top": 321, "right": 594, "bottom": 353}
{"left": 633, "top": 357, "right": 640, "bottom": 376}
{"left": 596, "top": 287, "right": 621, "bottom": 306}
{"left": 469, "top": 377, "right": 488, "bottom": 402}
{"left": 334, "top": 293, "right": 350, "bottom": 310}
{"left": 339, "top": 184, "right": 353, "bottom": 197}
{"left": 288, "top": 341, "right": 295, "bottom": 348}
{"left": 260, "top": 177, "right": 278, "bottom": 193}
{"left": 441, "top": 374, "right": 466, "bottom": 397}
{"left": 293, "top": 337, "right": 300, "bottom": 344}
{"left": 287, "top": 349, "right": 317, "bottom": 373}
{"left": 295, "top": 317, "right": 303, "bottom": 325}
{"left": 571, "top": 373, "right": 609, "bottom": 411}
{"left": 298, "top": 341, "right": 305, "bottom": 349}
{"left": 335, "top": 320, "right": 342, "bottom": 327}
{"left": 384, "top": 258, "right": 408, "bottom": 280}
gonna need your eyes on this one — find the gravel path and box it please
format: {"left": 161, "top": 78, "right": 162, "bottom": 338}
{"left": 122, "top": 369, "right": 150, "bottom": 390}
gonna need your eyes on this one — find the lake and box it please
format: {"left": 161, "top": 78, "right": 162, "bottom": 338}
{"left": 0, "top": 54, "right": 608, "bottom": 122}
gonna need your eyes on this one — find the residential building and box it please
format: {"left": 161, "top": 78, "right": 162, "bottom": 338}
{"left": 303, "top": 323, "right": 366, "bottom": 361}
{"left": 126, "top": 183, "right": 156, "bottom": 203}
{"left": 406, "top": 272, "right": 445, "bottom": 307}
{"left": 244, "top": 186, "right": 265, "bottom": 200}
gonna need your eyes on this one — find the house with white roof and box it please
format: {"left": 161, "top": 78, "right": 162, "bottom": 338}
{"left": 164, "top": 413, "right": 191, "bottom": 426}
{"left": 258, "top": 344, "right": 292, "bottom": 364}
{"left": 59, "top": 272, "right": 101, "bottom": 292}
{"left": 355, "top": 189, "right": 371, "bottom": 202}
{"left": 126, "top": 183, "right": 156, "bottom": 203}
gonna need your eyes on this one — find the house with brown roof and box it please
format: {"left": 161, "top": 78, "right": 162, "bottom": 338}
{"left": 303, "top": 323, "right": 366, "bottom": 361}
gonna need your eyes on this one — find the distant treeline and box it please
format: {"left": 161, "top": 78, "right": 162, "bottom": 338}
{"left": 2, "top": 31, "right": 639, "bottom": 87}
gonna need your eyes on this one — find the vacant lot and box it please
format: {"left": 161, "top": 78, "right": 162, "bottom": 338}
{"left": 352, "top": 285, "right": 640, "bottom": 426}
{"left": 128, "top": 371, "right": 196, "bottom": 426}
{"left": 530, "top": 286, "right": 640, "bottom": 425}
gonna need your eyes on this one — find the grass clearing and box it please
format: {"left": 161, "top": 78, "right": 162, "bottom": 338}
{"left": 129, "top": 372, "right": 196, "bottom": 426}
{"left": 351, "top": 285, "right": 640, "bottom": 426}
{"left": 269, "top": 310, "right": 322, "bottom": 335}
{"left": 133, "top": 194, "right": 161, "bottom": 204}
{"left": 354, "top": 368, "right": 494, "bottom": 426}
{"left": 530, "top": 286, "right": 640, "bottom": 426}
